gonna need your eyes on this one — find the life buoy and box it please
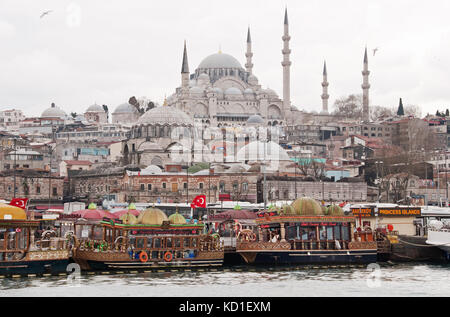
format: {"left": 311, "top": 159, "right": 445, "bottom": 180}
{"left": 164, "top": 251, "right": 173, "bottom": 262}
{"left": 139, "top": 251, "right": 148, "bottom": 263}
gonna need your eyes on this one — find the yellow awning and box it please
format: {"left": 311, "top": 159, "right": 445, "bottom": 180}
{"left": 0, "top": 203, "right": 27, "bottom": 220}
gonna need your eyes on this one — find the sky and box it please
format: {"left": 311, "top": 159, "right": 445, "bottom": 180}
{"left": 1, "top": 0, "right": 450, "bottom": 117}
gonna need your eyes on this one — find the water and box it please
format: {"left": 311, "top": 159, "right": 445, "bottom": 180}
{"left": 1, "top": 263, "right": 449, "bottom": 297}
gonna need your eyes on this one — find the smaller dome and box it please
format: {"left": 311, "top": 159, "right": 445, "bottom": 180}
{"left": 120, "top": 213, "right": 138, "bottom": 225}
{"left": 248, "top": 74, "right": 259, "bottom": 85}
{"left": 265, "top": 88, "right": 278, "bottom": 97}
{"left": 137, "top": 207, "right": 168, "bottom": 225}
{"left": 227, "top": 164, "right": 249, "bottom": 173}
{"left": 141, "top": 165, "right": 163, "bottom": 175}
{"left": 136, "top": 106, "right": 192, "bottom": 126}
{"left": 326, "top": 205, "right": 344, "bottom": 216}
{"left": 168, "top": 212, "right": 187, "bottom": 224}
{"left": 190, "top": 86, "right": 204, "bottom": 95}
{"left": 212, "top": 87, "right": 223, "bottom": 94}
{"left": 198, "top": 73, "right": 210, "bottom": 81}
{"left": 244, "top": 88, "right": 254, "bottom": 94}
{"left": 41, "top": 103, "right": 66, "bottom": 119}
{"left": 114, "top": 103, "right": 137, "bottom": 114}
{"left": 225, "top": 87, "right": 242, "bottom": 95}
{"left": 86, "top": 104, "right": 104, "bottom": 112}
{"left": 291, "top": 198, "right": 324, "bottom": 216}
{"left": 247, "top": 114, "right": 264, "bottom": 125}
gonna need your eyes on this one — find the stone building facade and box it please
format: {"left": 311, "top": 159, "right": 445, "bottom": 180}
{"left": 0, "top": 170, "right": 64, "bottom": 202}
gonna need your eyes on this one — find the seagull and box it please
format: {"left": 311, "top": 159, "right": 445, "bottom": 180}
{"left": 373, "top": 47, "right": 379, "bottom": 56}
{"left": 40, "top": 10, "right": 53, "bottom": 19}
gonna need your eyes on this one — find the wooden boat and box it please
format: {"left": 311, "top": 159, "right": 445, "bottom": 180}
{"left": 235, "top": 199, "right": 378, "bottom": 265}
{"left": 72, "top": 207, "right": 224, "bottom": 270}
{"left": 0, "top": 204, "right": 71, "bottom": 275}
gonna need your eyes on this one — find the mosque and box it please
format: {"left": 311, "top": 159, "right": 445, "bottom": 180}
{"left": 165, "top": 8, "right": 297, "bottom": 127}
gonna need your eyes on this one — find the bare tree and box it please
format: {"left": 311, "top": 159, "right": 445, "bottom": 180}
{"left": 332, "top": 94, "right": 363, "bottom": 120}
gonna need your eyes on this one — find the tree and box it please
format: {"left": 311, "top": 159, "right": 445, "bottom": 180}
{"left": 70, "top": 112, "right": 77, "bottom": 119}
{"left": 371, "top": 105, "right": 394, "bottom": 121}
{"left": 332, "top": 94, "right": 363, "bottom": 119}
{"left": 397, "top": 98, "right": 405, "bottom": 116}
{"left": 446, "top": 109, "right": 449, "bottom": 117}
{"left": 404, "top": 104, "right": 421, "bottom": 118}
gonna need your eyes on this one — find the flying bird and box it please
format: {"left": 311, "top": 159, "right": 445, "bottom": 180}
{"left": 40, "top": 10, "right": 53, "bottom": 19}
{"left": 373, "top": 47, "right": 379, "bottom": 56}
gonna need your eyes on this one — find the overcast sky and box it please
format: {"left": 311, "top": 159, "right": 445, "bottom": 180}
{"left": 1, "top": 0, "right": 450, "bottom": 118}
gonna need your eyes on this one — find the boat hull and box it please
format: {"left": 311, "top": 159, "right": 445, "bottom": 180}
{"left": 73, "top": 250, "right": 224, "bottom": 271}
{"left": 238, "top": 249, "right": 378, "bottom": 265}
{"left": 0, "top": 259, "right": 70, "bottom": 275}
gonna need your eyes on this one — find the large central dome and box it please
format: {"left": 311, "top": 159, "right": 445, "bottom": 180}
{"left": 198, "top": 52, "right": 243, "bottom": 69}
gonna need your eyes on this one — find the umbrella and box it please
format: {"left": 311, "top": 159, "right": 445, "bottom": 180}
{"left": 113, "top": 203, "right": 140, "bottom": 217}
{"left": 71, "top": 203, "right": 118, "bottom": 220}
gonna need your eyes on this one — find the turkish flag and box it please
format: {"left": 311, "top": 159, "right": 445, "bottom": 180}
{"left": 9, "top": 198, "right": 28, "bottom": 210}
{"left": 191, "top": 195, "right": 206, "bottom": 209}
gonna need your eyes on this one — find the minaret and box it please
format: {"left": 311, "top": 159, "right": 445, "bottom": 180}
{"left": 245, "top": 26, "right": 254, "bottom": 74}
{"left": 362, "top": 47, "right": 370, "bottom": 122}
{"left": 282, "top": 7, "right": 291, "bottom": 112}
{"left": 181, "top": 40, "right": 190, "bottom": 90}
{"left": 321, "top": 61, "right": 329, "bottom": 114}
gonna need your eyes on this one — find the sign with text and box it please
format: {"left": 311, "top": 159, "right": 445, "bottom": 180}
{"left": 378, "top": 208, "right": 421, "bottom": 217}
{"left": 351, "top": 207, "right": 421, "bottom": 217}
{"left": 351, "top": 208, "right": 374, "bottom": 217}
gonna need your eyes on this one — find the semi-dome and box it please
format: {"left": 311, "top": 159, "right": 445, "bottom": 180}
{"left": 86, "top": 104, "right": 104, "bottom": 112}
{"left": 113, "top": 103, "right": 137, "bottom": 114}
{"left": 41, "top": 103, "right": 66, "bottom": 119}
{"left": 190, "top": 86, "right": 204, "bottom": 95}
{"left": 225, "top": 87, "right": 242, "bottom": 95}
{"left": 141, "top": 164, "right": 163, "bottom": 174}
{"left": 290, "top": 198, "right": 324, "bottom": 216}
{"left": 265, "top": 88, "right": 278, "bottom": 97}
{"left": 197, "top": 73, "right": 210, "bottom": 81}
{"left": 237, "top": 141, "right": 290, "bottom": 162}
{"left": 137, "top": 207, "right": 168, "bottom": 225}
{"left": 248, "top": 74, "right": 259, "bottom": 85}
{"left": 247, "top": 114, "right": 264, "bottom": 125}
{"left": 198, "top": 52, "right": 243, "bottom": 69}
{"left": 136, "top": 106, "right": 192, "bottom": 126}
{"left": 168, "top": 212, "right": 187, "bottom": 225}
{"left": 326, "top": 204, "right": 345, "bottom": 216}
{"left": 244, "top": 88, "right": 254, "bottom": 94}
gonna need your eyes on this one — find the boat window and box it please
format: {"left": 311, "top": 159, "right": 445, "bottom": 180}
{"left": 147, "top": 237, "right": 153, "bottom": 248}
{"left": 151, "top": 251, "right": 159, "bottom": 259}
{"left": 7, "top": 231, "right": 17, "bottom": 250}
{"left": 286, "top": 226, "right": 297, "bottom": 240}
{"left": 176, "top": 251, "right": 182, "bottom": 259}
{"left": 319, "top": 226, "right": 327, "bottom": 241}
{"left": 327, "top": 227, "right": 333, "bottom": 240}
{"left": 191, "top": 238, "right": 197, "bottom": 248}
{"left": 154, "top": 238, "right": 161, "bottom": 249}
{"left": 300, "top": 228, "right": 308, "bottom": 240}
{"left": 0, "top": 229, "right": 5, "bottom": 250}
{"left": 174, "top": 238, "right": 181, "bottom": 249}
{"left": 136, "top": 238, "right": 145, "bottom": 249}
{"left": 342, "top": 225, "right": 350, "bottom": 241}
{"left": 334, "top": 225, "right": 341, "bottom": 240}
{"left": 166, "top": 238, "right": 172, "bottom": 248}
{"left": 93, "top": 226, "right": 103, "bottom": 240}
{"left": 17, "top": 229, "right": 27, "bottom": 249}
{"left": 183, "top": 238, "right": 189, "bottom": 248}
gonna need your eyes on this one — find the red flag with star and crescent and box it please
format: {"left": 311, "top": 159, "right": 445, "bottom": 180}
{"left": 190, "top": 195, "right": 206, "bottom": 209}
{"left": 9, "top": 198, "right": 28, "bottom": 210}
